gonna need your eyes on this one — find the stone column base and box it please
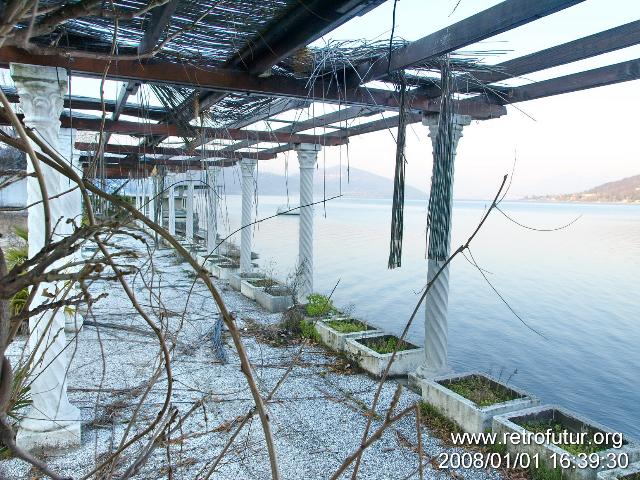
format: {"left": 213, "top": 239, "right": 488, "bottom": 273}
{"left": 17, "top": 416, "right": 81, "bottom": 453}
{"left": 64, "top": 314, "right": 84, "bottom": 334}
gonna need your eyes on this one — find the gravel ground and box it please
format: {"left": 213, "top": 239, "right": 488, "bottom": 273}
{"left": 1, "top": 233, "right": 504, "bottom": 480}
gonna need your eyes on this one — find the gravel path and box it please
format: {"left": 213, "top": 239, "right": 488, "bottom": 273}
{"left": 1, "top": 233, "right": 504, "bottom": 480}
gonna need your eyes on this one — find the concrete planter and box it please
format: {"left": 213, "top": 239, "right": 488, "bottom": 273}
{"left": 493, "top": 405, "right": 640, "bottom": 480}
{"left": 417, "top": 372, "right": 539, "bottom": 434}
{"left": 229, "top": 272, "right": 266, "bottom": 292}
{"left": 255, "top": 286, "right": 293, "bottom": 313}
{"left": 241, "top": 280, "right": 264, "bottom": 300}
{"left": 597, "top": 462, "right": 640, "bottom": 479}
{"left": 314, "top": 316, "right": 383, "bottom": 351}
{"left": 241, "top": 278, "right": 278, "bottom": 301}
{"left": 344, "top": 334, "right": 423, "bottom": 377}
{"left": 217, "top": 263, "right": 239, "bottom": 280}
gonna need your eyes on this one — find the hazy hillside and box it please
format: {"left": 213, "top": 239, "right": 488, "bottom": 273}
{"left": 529, "top": 174, "right": 640, "bottom": 204}
{"left": 221, "top": 166, "right": 426, "bottom": 199}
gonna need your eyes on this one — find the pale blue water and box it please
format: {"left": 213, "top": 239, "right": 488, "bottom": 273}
{"left": 214, "top": 195, "right": 640, "bottom": 438}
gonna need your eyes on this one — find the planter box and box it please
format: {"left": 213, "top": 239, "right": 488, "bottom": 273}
{"left": 418, "top": 372, "right": 539, "bottom": 434}
{"left": 255, "top": 287, "right": 293, "bottom": 313}
{"left": 241, "top": 278, "right": 279, "bottom": 301}
{"left": 493, "top": 405, "right": 640, "bottom": 480}
{"left": 217, "top": 264, "right": 239, "bottom": 280}
{"left": 241, "top": 279, "right": 264, "bottom": 300}
{"left": 209, "top": 261, "right": 238, "bottom": 279}
{"left": 597, "top": 462, "right": 640, "bottom": 479}
{"left": 314, "top": 316, "right": 383, "bottom": 351}
{"left": 229, "top": 272, "right": 266, "bottom": 292}
{"left": 344, "top": 334, "right": 423, "bottom": 377}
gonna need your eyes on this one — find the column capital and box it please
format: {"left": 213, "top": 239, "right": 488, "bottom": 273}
{"left": 423, "top": 113, "right": 472, "bottom": 147}
{"left": 10, "top": 64, "right": 67, "bottom": 145}
{"left": 240, "top": 157, "right": 257, "bottom": 176}
{"left": 295, "top": 143, "right": 320, "bottom": 169}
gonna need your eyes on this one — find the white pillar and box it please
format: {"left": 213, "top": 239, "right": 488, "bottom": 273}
{"left": 186, "top": 171, "right": 194, "bottom": 243}
{"left": 206, "top": 166, "right": 219, "bottom": 254}
{"left": 134, "top": 179, "right": 141, "bottom": 211}
{"left": 11, "top": 63, "right": 81, "bottom": 450}
{"left": 168, "top": 174, "right": 176, "bottom": 236}
{"left": 148, "top": 177, "right": 155, "bottom": 222}
{"left": 239, "top": 158, "right": 257, "bottom": 273}
{"left": 58, "top": 128, "right": 84, "bottom": 334}
{"left": 295, "top": 144, "right": 320, "bottom": 302}
{"left": 415, "top": 114, "right": 471, "bottom": 380}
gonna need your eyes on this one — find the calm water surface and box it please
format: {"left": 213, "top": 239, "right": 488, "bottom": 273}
{"left": 212, "top": 195, "right": 640, "bottom": 438}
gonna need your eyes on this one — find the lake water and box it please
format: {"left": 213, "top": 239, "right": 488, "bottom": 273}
{"left": 210, "top": 195, "right": 640, "bottom": 438}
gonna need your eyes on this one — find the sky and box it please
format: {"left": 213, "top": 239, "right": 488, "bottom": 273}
{"left": 2, "top": 0, "right": 639, "bottom": 199}
{"left": 266, "top": 0, "right": 640, "bottom": 200}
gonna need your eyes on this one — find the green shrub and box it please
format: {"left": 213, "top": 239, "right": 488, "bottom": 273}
{"left": 300, "top": 319, "right": 321, "bottom": 343}
{"left": 305, "top": 294, "right": 335, "bottom": 317}
{"left": 279, "top": 308, "right": 320, "bottom": 343}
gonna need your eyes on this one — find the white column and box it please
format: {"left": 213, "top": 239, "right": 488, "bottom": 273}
{"left": 168, "top": 174, "right": 176, "bottom": 236}
{"left": 206, "top": 166, "right": 219, "bottom": 254}
{"left": 239, "top": 158, "right": 257, "bottom": 273}
{"left": 186, "top": 171, "right": 194, "bottom": 243}
{"left": 295, "top": 144, "right": 320, "bottom": 302}
{"left": 148, "top": 176, "right": 155, "bottom": 222}
{"left": 134, "top": 179, "right": 141, "bottom": 211}
{"left": 58, "top": 128, "right": 84, "bottom": 334}
{"left": 415, "top": 114, "right": 471, "bottom": 380}
{"left": 11, "top": 63, "right": 81, "bottom": 450}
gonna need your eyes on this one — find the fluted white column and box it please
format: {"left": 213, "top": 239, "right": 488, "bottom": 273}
{"left": 134, "top": 179, "right": 141, "bottom": 211}
{"left": 206, "top": 166, "right": 219, "bottom": 254}
{"left": 58, "top": 128, "right": 84, "bottom": 334}
{"left": 11, "top": 63, "right": 81, "bottom": 450}
{"left": 148, "top": 177, "right": 155, "bottom": 222}
{"left": 168, "top": 175, "right": 176, "bottom": 236}
{"left": 186, "top": 171, "right": 194, "bottom": 243}
{"left": 416, "top": 114, "right": 471, "bottom": 380}
{"left": 295, "top": 144, "right": 320, "bottom": 302}
{"left": 240, "top": 158, "right": 257, "bottom": 273}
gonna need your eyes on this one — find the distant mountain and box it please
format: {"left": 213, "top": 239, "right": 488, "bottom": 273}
{"left": 527, "top": 175, "right": 640, "bottom": 204}
{"left": 221, "top": 166, "right": 426, "bottom": 199}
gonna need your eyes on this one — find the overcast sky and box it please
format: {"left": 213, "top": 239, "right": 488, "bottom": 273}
{"left": 3, "top": 0, "right": 638, "bottom": 199}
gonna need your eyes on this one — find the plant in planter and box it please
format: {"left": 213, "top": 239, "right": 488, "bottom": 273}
{"left": 305, "top": 293, "right": 337, "bottom": 318}
{"left": 344, "top": 334, "right": 423, "bottom": 377}
{"left": 446, "top": 375, "right": 520, "bottom": 407}
{"left": 493, "top": 406, "right": 640, "bottom": 480}
{"left": 315, "top": 316, "right": 383, "bottom": 351}
{"left": 416, "top": 372, "right": 539, "bottom": 434}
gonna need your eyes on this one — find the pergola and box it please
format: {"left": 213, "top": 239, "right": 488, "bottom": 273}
{"left": 1, "top": 0, "right": 638, "bottom": 178}
{"left": 1, "top": 0, "right": 639, "bottom": 454}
